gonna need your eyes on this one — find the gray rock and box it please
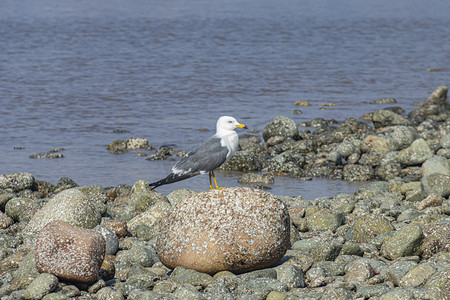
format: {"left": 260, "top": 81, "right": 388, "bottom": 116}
{"left": 344, "top": 259, "right": 375, "bottom": 282}
{"left": 0, "top": 172, "right": 35, "bottom": 192}
{"left": 41, "top": 293, "right": 71, "bottom": 300}
{"left": 422, "top": 155, "right": 450, "bottom": 176}
{"left": 399, "top": 263, "right": 437, "bottom": 287}
{"left": 352, "top": 214, "right": 394, "bottom": 243}
{"left": 355, "top": 283, "right": 391, "bottom": 298}
{"left": 389, "top": 126, "right": 418, "bottom": 150}
{"left": 238, "top": 173, "right": 274, "bottom": 185}
{"left": 0, "top": 192, "right": 15, "bottom": 211}
{"left": 167, "top": 189, "right": 197, "bottom": 206}
{"left": 170, "top": 266, "right": 215, "bottom": 287}
{"left": 78, "top": 185, "right": 109, "bottom": 204}
{"left": 380, "top": 288, "right": 414, "bottom": 300}
{"left": 219, "top": 151, "right": 262, "bottom": 171}
{"left": 127, "top": 199, "right": 171, "bottom": 232}
{"left": 238, "top": 268, "right": 278, "bottom": 281}
{"left": 381, "top": 224, "right": 424, "bottom": 260}
{"left": 372, "top": 110, "right": 410, "bottom": 129}
{"left": 326, "top": 151, "right": 344, "bottom": 165}
{"left": 23, "top": 273, "right": 58, "bottom": 300}
{"left": 421, "top": 173, "right": 450, "bottom": 197}
{"left": 424, "top": 269, "right": 450, "bottom": 289}
{"left": 127, "top": 180, "right": 168, "bottom": 212}
{"left": 23, "top": 188, "right": 102, "bottom": 240}
{"left": 385, "top": 260, "right": 417, "bottom": 286}
{"left": 274, "top": 264, "right": 305, "bottom": 289}
{"left": 127, "top": 290, "right": 166, "bottom": 300}
{"left": 94, "top": 225, "right": 119, "bottom": 255}
{"left": 310, "top": 239, "right": 343, "bottom": 262}
{"left": 427, "top": 85, "right": 448, "bottom": 104}
{"left": 96, "top": 287, "right": 124, "bottom": 300}
{"left": 334, "top": 140, "right": 361, "bottom": 158}
{"left": 237, "top": 278, "right": 288, "bottom": 299}
{"left": 360, "top": 135, "right": 394, "bottom": 154}
{"left": 262, "top": 115, "right": 299, "bottom": 142}
{"left": 5, "top": 197, "right": 40, "bottom": 222}
{"left": 397, "top": 208, "right": 424, "bottom": 221}
{"left": 115, "top": 243, "right": 158, "bottom": 268}
{"left": 172, "top": 287, "right": 203, "bottom": 300}
{"left": 420, "top": 223, "right": 450, "bottom": 259}
{"left": 343, "top": 164, "right": 374, "bottom": 181}
{"left": 397, "top": 138, "right": 434, "bottom": 166}
{"left": 265, "top": 150, "right": 305, "bottom": 174}
{"left": 441, "top": 133, "right": 450, "bottom": 148}
{"left": 306, "top": 211, "right": 344, "bottom": 232}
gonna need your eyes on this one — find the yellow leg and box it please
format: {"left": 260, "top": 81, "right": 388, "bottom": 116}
{"left": 209, "top": 172, "right": 213, "bottom": 189}
{"left": 210, "top": 171, "right": 226, "bottom": 189}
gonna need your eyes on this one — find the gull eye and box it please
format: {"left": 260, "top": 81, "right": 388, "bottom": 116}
{"left": 228, "top": 121, "right": 232, "bottom": 123}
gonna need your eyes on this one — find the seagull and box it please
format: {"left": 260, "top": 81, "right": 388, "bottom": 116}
{"left": 149, "top": 116, "right": 248, "bottom": 189}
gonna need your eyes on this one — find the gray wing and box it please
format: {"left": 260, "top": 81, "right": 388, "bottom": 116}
{"left": 172, "top": 136, "right": 229, "bottom": 175}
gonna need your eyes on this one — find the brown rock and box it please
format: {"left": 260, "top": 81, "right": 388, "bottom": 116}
{"left": 156, "top": 187, "right": 290, "bottom": 275}
{"left": 35, "top": 220, "right": 106, "bottom": 283}
{"left": 101, "top": 219, "right": 128, "bottom": 238}
{"left": 99, "top": 255, "right": 116, "bottom": 281}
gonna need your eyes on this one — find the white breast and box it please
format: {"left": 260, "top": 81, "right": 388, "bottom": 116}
{"left": 219, "top": 131, "right": 239, "bottom": 158}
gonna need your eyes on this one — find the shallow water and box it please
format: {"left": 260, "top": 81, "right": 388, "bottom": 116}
{"left": 1, "top": 0, "right": 449, "bottom": 198}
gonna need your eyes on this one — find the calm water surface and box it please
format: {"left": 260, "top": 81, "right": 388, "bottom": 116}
{"left": 1, "top": 0, "right": 449, "bottom": 198}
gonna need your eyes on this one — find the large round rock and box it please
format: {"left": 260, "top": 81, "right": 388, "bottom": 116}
{"left": 156, "top": 187, "right": 290, "bottom": 275}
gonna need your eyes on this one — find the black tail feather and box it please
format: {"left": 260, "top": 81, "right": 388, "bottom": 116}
{"left": 149, "top": 173, "right": 195, "bottom": 189}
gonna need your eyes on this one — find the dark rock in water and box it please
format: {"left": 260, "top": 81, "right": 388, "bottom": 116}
{"left": 238, "top": 134, "right": 268, "bottom": 155}
{"left": 110, "top": 129, "right": 131, "bottom": 134}
{"left": 264, "top": 150, "right": 305, "bottom": 174}
{"left": 145, "top": 146, "right": 181, "bottom": 161}
{"left": 238, "top": 173, "right": 275, "bottom": 185}
{"left": 384, "top": 106, "right": 405, "bottom": 114}
{"left": 219, "top": 151, "right": 262, "bottom": 171}
{"left": 262, "top": 115, "right": 299, "bottom": 142}
{"left": 29, "top": 148, "right": 65, "bottom": 159}
{"left": 107, "top": 140, "right": 128, "bottom": 154}
{"left": 375, "top": 98, "right": 397, "bottom": 104}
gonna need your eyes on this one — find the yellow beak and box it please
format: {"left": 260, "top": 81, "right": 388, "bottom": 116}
{"left": 236, "top": 123, "right": 248, "bottom": 129}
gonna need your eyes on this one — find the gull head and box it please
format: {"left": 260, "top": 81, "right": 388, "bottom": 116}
{"left": 216, "top": 116, "right": 248, "bottom": 133}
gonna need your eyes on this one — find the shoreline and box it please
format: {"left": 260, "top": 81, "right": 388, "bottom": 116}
{"left": 1, "top": 86, "right": 449, "bottom": 299}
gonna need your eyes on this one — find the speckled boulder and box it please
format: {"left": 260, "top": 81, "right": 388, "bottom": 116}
{"left": 35, "top": 220, "right": 105, "bottom": 283}
{"left": 24, "top": 188, "right": 101, "bottom": 240}
{"left": 156, "top": 187, "right": 290, "bottom": 275}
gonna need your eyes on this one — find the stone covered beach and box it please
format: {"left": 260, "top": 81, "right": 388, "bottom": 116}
{"left": 1, "top": 86, "right": 450, "bottom": 299}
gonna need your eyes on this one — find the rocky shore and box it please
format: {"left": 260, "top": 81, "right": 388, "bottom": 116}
{"left": 1, "top": 86, "right": 450, "bottom": 299}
